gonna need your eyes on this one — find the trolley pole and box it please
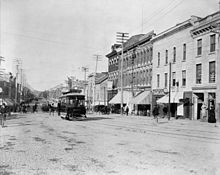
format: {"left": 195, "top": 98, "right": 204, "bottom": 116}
{"left": 116, "top": 32, "right": 129, "bottom": 115}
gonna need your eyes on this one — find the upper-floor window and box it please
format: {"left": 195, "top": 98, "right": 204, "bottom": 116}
{"left": 182, "top": 70, "right": 186, "bottom": 86}
{"left": 196, "top": 64, "right": 202, "bottom": 84}
{"left": 173, "top": 47, "right": 176, "bottom": 63}
{"left": 183, "top": 44, "right": 186, "bottom": 61}
{"left": 165, "top": 50, "right": 168, "bottom": 64}
{"left": 158, "top": 52, "right": 160, "bottom": 66}
{"left": 164, "top": 73, "right": 168, "bottom": 88}
{"left": 210, "top": 34, "right": 216, "bottom": 52}
{"left": 209, "top": 61, "right": 215, "bottom": 83}
{"left": 172, "top": 72, "right": 176, "bottom": 87}
{"left": 197, "top": 39, "right": 202, "bottom": 56}
{"left": 157, "top": 74, "right": 160, "bottom": 88}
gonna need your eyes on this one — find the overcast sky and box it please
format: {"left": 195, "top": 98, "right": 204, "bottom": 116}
{"left": 0, "top": 0, "right": 218, "bottom": 91}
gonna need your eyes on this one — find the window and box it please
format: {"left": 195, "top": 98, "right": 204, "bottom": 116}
{"left": 172, "top": 72, "right": 176, "bottom": 87}
{"left": 209, "top": 61, "right": 215, "bottom": 83}
{"left": 182, "top": 70, "right": 186, "bottom": 86}
{"left": 164, "top": 73, "right": 168, "bottom": 88}
{"left": 158, "top": 52, "right": 160, "bottom": 66}
{"left": 183, "top": 44, "right": 186, "bottom": 61}
{"left": 165, "top": 50, "right": 168, "bottom": 64}
{"left": 196, "top": 64, "right": 202, "bottom": 84}
{"left": 197, "top": 39, "right": 202, "bottom": 56}
{"left": 157, "top": 74, "right": 160, "bottom": 88}
{"left": 210, "top": 34, "right": 216, "bottom": 52}
{"left": 173, "top": 47, "right": 176, "bottom": 63}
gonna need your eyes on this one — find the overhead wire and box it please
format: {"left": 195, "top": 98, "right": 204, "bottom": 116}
{"left": 130, "top": 0, "right": 185, "bottom": 34}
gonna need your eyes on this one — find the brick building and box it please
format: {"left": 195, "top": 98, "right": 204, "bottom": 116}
{"left": 107, "top": 31, "right": 155, "bottom": 114}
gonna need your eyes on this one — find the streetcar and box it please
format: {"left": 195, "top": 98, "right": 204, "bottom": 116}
{"left": 59, "top": 89, "right": 87, "bottom": 120}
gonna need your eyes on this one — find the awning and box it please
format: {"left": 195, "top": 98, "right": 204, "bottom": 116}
{"left": 109, "top": 91, "right": 132, "bottom": 104}
{"left": 157, "top": 91, "right": 183, "bottom": 103}
{"left": 129, "top": 91, "right": 151, "bottom": 105}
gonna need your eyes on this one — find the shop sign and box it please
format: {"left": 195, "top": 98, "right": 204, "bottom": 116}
{"left": 152, "top": 89, "right": 166, "bottom": 95}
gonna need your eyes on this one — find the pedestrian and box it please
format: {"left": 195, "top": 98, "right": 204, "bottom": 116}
{"left": 208, "top": 105, "right": 216, "bottom": 124}
{"left": 0, "top": 103, "right": 7, "bottom": 127}
{"left": 50, "top": 103, "right": 55, "bottom": 116}
{"left": 201, "top": 102, "right": 207, "bottom": 121}
{"left": 125, "top": 106, "right": 129, "bottom": 116}
{"left": 57, "top": 100, "right": 61, "bottom": 116}
{"left": 153, "top": 105, "right": 159, "bottom": 123}
{"left": 163, "top": 106, "right": 168, "bottom": 118}
{"left": 34, "top": 102, "right": 38, "bottom": 113}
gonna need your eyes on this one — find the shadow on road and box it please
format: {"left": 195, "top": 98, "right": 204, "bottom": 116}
{"left": 62, "top": 116, "right": 112, "bottom": 122}
{"left": 6, "top": 114, "right": 26, "bottom": 121}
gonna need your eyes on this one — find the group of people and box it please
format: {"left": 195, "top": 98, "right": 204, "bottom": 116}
{"left": 19, "top": 103, "right": 38, "bottom": 113}
{"left": 48, "top": 100, "right": 61, "bottom": 116}
{"left": 201, "top": 102, "right": 216, "bottom": 123}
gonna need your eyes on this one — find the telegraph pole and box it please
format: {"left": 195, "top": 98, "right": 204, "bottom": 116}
{"left": 14, "top": 59, "right": 22, "bottom": 104}
{"left": 216, "top": 1, "right": 220, "bottom": 123}
{"left": 93, "top": 55, "right": 102, "bottom": 111}
{"left": 116, "top": 32, "right": 129, "bottom": 115}
{"left": 168, "top": 61, "right": 172, "bottom": 120}
{"left": 131, "top": 49, "right": 136, "bottom": 97}
{"left": 81, "top": 66, "right": 89, "bottom": 95}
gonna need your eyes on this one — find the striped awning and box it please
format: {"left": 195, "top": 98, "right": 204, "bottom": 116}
{"left": 157, "top": 91, "right": 183, "bottom": 104}
{"left": 109, "top": 91, "right": 132, "bottom": 104}
{"left": 129, "top": 91, "right": 151, "bottom": 105}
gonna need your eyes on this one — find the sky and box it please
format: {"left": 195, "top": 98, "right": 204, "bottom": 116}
{"left": 0, "top": 0, "right": 218, "bottom": 91}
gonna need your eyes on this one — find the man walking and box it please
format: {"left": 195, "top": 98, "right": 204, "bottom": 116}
{"left": 1, "top": 103, "right": 7, "bottom": 127}
{"left": 153, "top": 104, "right": 159, "bottom": 123}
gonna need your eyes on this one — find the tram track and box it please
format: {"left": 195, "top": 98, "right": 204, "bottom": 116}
{"left": 73, "top": 119, "right": 220, "bottom": 144}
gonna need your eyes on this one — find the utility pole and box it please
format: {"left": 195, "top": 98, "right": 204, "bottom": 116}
{"left": 116, "top": 32, "right": 129, "bottom": 115}
{"left": 81, "top": 66, "right": 89, "bottom": 95}
{"left": 14, "top": 59, "right": 22, "bottom": 104}
{"left": 168, "top": 61, "right": 172, "bottom": 120}
{"left": 131, "top": 49, "right": 136, "bottom": 97}
{"left": 93, "top": 55, "right": 102, "bottom": 111}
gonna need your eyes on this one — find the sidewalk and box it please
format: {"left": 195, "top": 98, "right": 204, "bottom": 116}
{"left": 87, "top": 112, "right": 220, "bottom": 128}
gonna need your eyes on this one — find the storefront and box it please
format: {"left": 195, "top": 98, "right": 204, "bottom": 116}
{"left": 129, "top": 90, "right": 152, "bottom": 116}
{"left": 192, "top": 86, "right": 216, "bottom": 121}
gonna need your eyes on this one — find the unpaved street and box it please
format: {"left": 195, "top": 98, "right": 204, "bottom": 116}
{"left": 0, "top": 112, "right": 220, "bottom": 175}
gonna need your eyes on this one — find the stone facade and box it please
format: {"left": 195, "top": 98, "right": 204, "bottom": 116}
{"left": 191, "top": 12, "right": 219, "bottom": 121}
{"left": 152, "top": 16, "right": 200, "bottom": 119}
